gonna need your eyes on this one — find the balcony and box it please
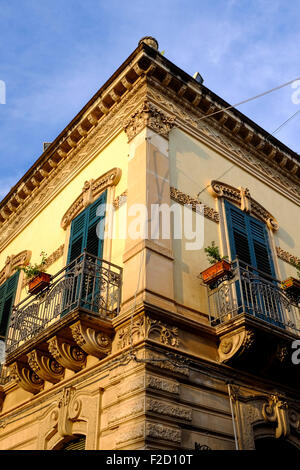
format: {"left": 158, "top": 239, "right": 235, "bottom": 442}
{"left": 206, "top": 259, "right": 300, "bottom": 382}
{"left": 2, "top": 252, "right": 122, "bottom": 393}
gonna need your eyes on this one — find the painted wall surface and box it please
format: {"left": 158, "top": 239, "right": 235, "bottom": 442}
{"left": 169, "top": 128, "right": 300, "bottom": 312}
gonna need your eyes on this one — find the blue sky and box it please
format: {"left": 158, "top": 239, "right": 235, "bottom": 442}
{"left": 0, "top": 0, "right": 299, "bottom": 200}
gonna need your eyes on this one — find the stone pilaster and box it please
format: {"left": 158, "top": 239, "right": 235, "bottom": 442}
{"left": 122, "top": 102, "right": 176, "bottom": 314}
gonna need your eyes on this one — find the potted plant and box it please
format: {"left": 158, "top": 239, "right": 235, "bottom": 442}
{"left": 281, "top": 261, "right": 300, "bottom": 302}
{"left": 200, "top": 242, "right": 232, "bottom": 287}
{"left": 17, "top": 251, "right": 51, "bottom": 295}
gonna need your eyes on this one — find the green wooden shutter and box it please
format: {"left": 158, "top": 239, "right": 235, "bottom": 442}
{"left": 249, "top": 218, "right": 274, "bottom": 276}
{"left": 68, "top": 211, "right": 87, "bottom": 263}
{"left": 0, "top": 272, "right": 19, "bottom": 339}
{"left": 225, "top": 200, "right": 275, "bottom": 276}
{"left": 67, "top": 191, "right": 107, "bottom": 263}
{"left": 86, "top": 191, "right": 107, "bottom": 258}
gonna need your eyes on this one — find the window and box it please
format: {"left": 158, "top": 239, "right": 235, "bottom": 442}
{"left": 225, "top": 200, "right": 283, "bottom": 325}
{"left": 67, "top": 191, "right": 107, "bottom": 263}
{"left": 0, "top": 272, "right": 19, "bottom": 340}
{"left": 225, "top": 200, "right": 275, "bottom": 276}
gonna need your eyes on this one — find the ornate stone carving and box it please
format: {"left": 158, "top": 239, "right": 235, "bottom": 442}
{"left": 117, "top": 315, "right": 180, "bottom": 350}
{"left": 61, "top": 167, "right": 121, "bottom": 229}
{"left": 124, "top": 101, "right": 175, "bottom": 141}
{"left": 8, "top": 361, "right": 44, "bottom": 394}
{"left": 145, "top": 375, "right": 180, "bottom": 395}
{"left": 170, "top": 186, "right": 220, "bottom": 223}
{"left": 218, "top": 328, "right": 255, "bottom": 363}
{"left": 0, "top": 250, "right": 31, "bottom": 287}
{"left": 47, "top": 336, "right": 87, "bottom": 372}
{"left": 117, "top": 315, "right": 145, "bottom": 350}
{"left": 0, "top": 78, "right": 147, "bottom": 253}
{"left": 70, "top": 320, "right": 112, "bottom": 358}
{"left": 145, "top": 350, "right": 190, "bottom": 377}
{"left": 210, "top": 180, "right": 279, "bottom": 230}
{"left": 146, "top": 317, "right": 180, "bottom": 347}
{"left": 276, "top": 246, "right": 300, "bottom": 267}
{"left": 113, "top": 190, "right": 128, "bottom": 209}
{"left": 146, "top": 398, "right": 192, "bottom": 421}
{"left": 27, "top": 349, "right": 64, "bottom": 384}
{"left": 49, "top": 386, "right": 83, "bottom": 438}
{"left": 262, "top": 394, "right": 290, "bottom": 438}
{"left": 145, "top": 422, "right": 181, "bottom": 443}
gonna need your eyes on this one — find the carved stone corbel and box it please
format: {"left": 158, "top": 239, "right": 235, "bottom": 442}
{"left": 47, "top": 336, "right": 87, "bottom": 372}
{"left": 8, "top": 361, "right": 44, "bottom": 394}
{"left": 218, "top": 328, "right": 255, "bottom": 363}
{"left": 262, "top": 394, "right": 290, "bottom": 438}
{"left": 70, "top": 320, "right": 112, "bottom": 358}
{"left": 48, "top": 386, "right": 83, "bottom": 438}
{"left": 27, "top": 349, "right": 65, "bottom": 384}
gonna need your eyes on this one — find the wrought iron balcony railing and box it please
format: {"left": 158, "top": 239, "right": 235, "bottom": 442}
{"left": 207, "top": 259, "right": 300, "bottom": 334}
{"left": 5, "top": 252, "right": 122, "bottom": 356}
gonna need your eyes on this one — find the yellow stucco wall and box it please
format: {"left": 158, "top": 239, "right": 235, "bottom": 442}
{"left": 169, "top": 127, "right": 300, "bottom": 312}
{"left": 0, "top": 131, "right": 129, "bottom": 300}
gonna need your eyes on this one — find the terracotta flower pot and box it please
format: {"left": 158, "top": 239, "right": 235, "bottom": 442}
{"left": 201, "top": 260, "right": 232, "bottom": 286}
{"left": 28, "top": 272, "right": 51, "bottom": 295}
{"left": 281, "top": 277, "right": 300, "bottom": 291}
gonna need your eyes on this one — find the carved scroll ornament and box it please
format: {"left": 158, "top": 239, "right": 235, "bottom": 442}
{"left": 209, "top": 180, "right": 279, "bottom": 231}
{"left": 61, "top": 167, "right": 121, "bottom": 230}
{"left": 0, "top": 250, "right": 31, "bottom": 287}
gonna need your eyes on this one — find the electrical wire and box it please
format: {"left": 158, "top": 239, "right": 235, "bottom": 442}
{"left": 198, "top": 76, "right": 300, "bottom": 122}
{"left": 196, "top": 103, "right": 300, "bottom": 200}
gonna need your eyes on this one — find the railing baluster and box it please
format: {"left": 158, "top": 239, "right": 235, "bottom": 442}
{"left": 207, "top": 258, "right": 300, "bottom": 334}
{"left": 5, "top": 252, "right": 123, "bottom": 355}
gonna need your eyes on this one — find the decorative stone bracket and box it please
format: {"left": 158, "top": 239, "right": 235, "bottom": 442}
{"left": 8, "top": 361, "right": 44, "bottom": 394}
{"left": 218, "top": 327, "right": 255, "bottom": 363}
{"left": 47, "top": 336, "right": 87, "bottom": 372}
{"left": 70, "top": 320, "right": 113, "bottom": 358}
{"left": 27, "top": 349, "right": 65, "bottom": 384}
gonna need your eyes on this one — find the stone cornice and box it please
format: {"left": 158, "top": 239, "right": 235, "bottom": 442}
{"left": 1, "top": 39, "right": 299, "bottom": 247}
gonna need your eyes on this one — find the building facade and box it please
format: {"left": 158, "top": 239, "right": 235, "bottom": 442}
{"left": 0, "top": 36, "right": 299, "bottom": 450}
